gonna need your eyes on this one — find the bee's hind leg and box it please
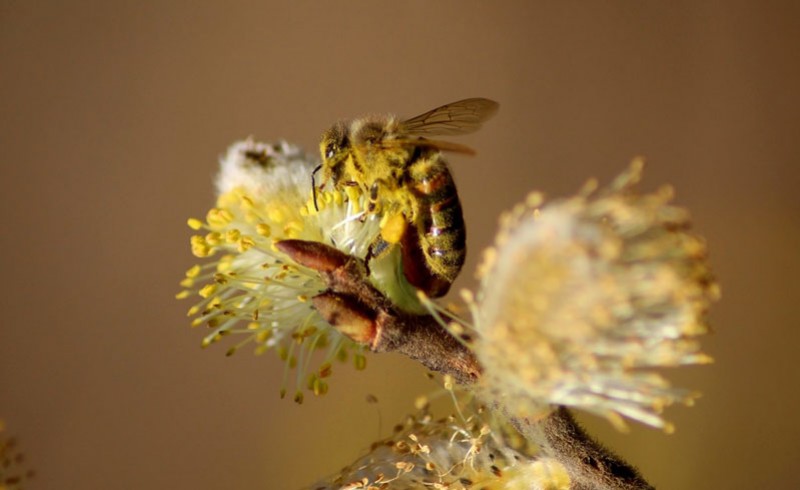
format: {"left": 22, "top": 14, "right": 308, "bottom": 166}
{"left": 364, "top": 235, "right": 393, "bottom": 276}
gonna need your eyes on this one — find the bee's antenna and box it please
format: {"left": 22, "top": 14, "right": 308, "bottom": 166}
{"left": 311, "top": 164, "right": 322, "bottom": 211}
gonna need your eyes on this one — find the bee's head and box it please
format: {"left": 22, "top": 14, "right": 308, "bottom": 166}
{"left": 319, "top": 121, "right": 351, "bottom": 184}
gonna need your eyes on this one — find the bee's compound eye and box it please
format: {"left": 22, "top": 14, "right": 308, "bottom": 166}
{"left": 325, "top": 144, "right": 336, "bottom": 160}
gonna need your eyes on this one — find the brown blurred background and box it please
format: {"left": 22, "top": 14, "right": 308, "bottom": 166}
{"left": 1, "top": 1, "right": 798, "bottom": 488}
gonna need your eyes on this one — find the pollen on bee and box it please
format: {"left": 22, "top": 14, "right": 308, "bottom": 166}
{"left": 380, "top": 213, "right": 407, "bottom": 244}
{"left": 345, "top": 187, "right": 362, "bottom": 212}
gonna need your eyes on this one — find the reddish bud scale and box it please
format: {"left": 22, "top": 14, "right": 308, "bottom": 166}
{"left": 312, "top": 292, "right": 377, "bottom": 344}
{"left": 275, "top": 239, "right": 351, "bottom": 273}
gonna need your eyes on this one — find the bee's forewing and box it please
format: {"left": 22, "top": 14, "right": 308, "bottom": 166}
{"left": 401, "top": 98, "right": 499, "bottom": 137}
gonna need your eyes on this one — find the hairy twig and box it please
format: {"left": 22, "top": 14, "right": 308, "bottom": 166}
{"left": 277, "top": 239, "right": 653, "bottom": 490}
{"left": 512, "top": 408, "right": 653, "bottom": 490}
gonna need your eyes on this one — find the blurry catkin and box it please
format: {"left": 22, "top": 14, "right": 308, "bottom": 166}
{"left": 310, "top": 405, "right": 570, "bottom": 490}
{"left": 474, "top": 160, "right": 719, "bottom": 430}
{"left": 0, "top": 420, "right": 35, "bottom": 489}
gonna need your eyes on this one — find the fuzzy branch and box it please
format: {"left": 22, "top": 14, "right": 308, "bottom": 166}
{"left": 277, "top": 239, "right": 653, "bottom": 490}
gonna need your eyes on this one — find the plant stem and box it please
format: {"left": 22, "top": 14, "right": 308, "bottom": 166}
{"left": 277, "top": 239, "right": 654, "bottom": 489}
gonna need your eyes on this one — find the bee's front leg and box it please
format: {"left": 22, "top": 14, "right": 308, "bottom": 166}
{"left": 367, "top": 181, "right": 381, "bottom": 214}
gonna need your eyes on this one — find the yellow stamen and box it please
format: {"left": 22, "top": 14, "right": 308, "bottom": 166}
{"left": 244, "top": 210, "right": 259, "bottom": 224}
{"left": 256, "top": 223, "right": 271, "bottom": 237}
{"left": 216, "top": 191, "right": 237, "bottom": 209}
{"left": 268, "top": 207, "right": 285, "bottom": 223}
{"left": 240, "top": 195, "right": 254, "bottom": 209}
{"left": 205, "top": 232, "right": 222, "bottom": 246}
{"left": 185, "top": 264, "right": 201, "bottom": 278}
{"left": 283, "top": 220, "right": 304, "bottom": 238}
{"left": 313, "top": 378, "right": 328, "bottom": 396}
{"left": 199, "top": 284, "right": 217, "bottom": 298}
{"left": 206, "top": 208, "right": 233, "bottom": 228}
{"left": 318, "top": 362, "right": 332, "bottom": 378}
{"left": 225, "top": 229, "right": 241, "bottom": 244}
{"left": 216, "top": 255, "right": 233, "bottom": 272}
{"left": 187, "top": 218, "right": 204, "bottom": 230}
{"left": 354, "top": 353, "right": 367, "bottom": 371}
{"left": 238, "top": 236, "right": 255, "bottom": 252}
{"left": 190, "top": 236, "right": 211, "bottom": 257}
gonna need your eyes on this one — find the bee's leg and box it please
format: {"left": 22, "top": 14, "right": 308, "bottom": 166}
{"left": 367, "top": 182, "right": 380, "bottom": 214}
{"left": 379, "top": 212, "right": 407, "bottom": 244}
{"left": 367, "top": 179, "right": 392, "bottom": 215}
{"left": 311, "top": 164, "right": 322, "bottom": 211}
{"left": 340, "top": 181, "right": 368, "bottom": 222}
{"left": 364, "top": 234, "right": 393, "bottom": 276}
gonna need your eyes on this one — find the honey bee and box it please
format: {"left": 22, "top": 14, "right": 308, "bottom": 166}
{"left": 315, "top": 98, "right": 499, "bottom": 297}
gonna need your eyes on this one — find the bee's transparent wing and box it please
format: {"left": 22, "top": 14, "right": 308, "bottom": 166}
{"left": 373, "top": 137, "right": 477, "bottom": 156}
{"left": 401, "top": 98, "right": 499, "bottom": 136}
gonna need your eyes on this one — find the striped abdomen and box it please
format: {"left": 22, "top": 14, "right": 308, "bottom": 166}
{"left": 402, "top": 152, "right": 466, "bottom": 297}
